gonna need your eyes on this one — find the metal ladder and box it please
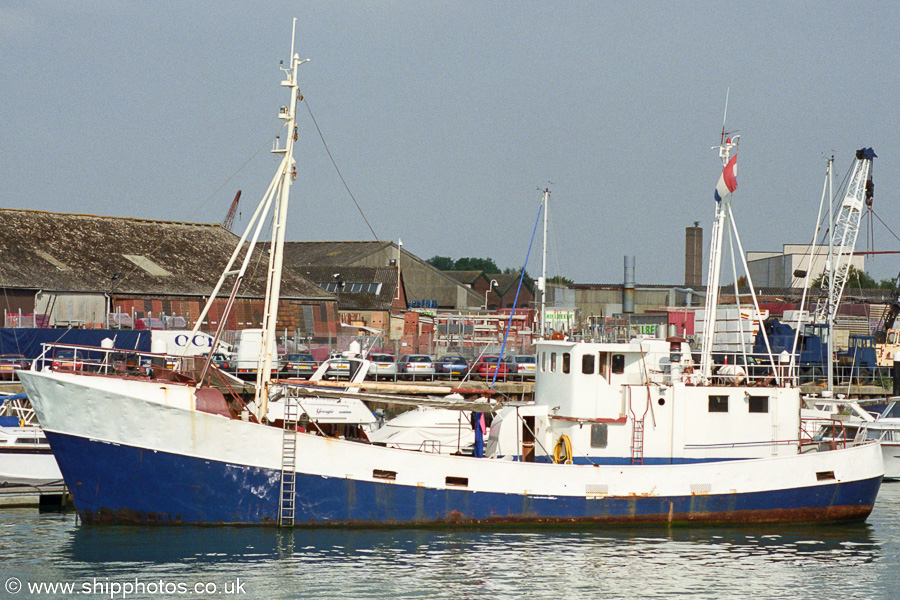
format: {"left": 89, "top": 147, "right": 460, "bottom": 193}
{"left": 628, "top": 387, "right": 649, "bottom": 465}
{"left": 631, "top": 418, "right": 645, "bottom": 465}
{"left": 278, "top": 397, "right": 298, "bottom": 527}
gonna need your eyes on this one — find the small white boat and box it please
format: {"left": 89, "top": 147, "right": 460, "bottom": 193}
{"left": 857, "top": 401, "right": 900, "bottom": 480}
{"left": 368, "top": 406, "right": 474, "bottom": 454}
{"left": 0, "top": 393, "right": 65, "bottom": 505}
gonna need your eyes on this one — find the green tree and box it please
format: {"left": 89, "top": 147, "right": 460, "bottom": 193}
{"left": 454, "top": 257, "right": 501, "bottom": 272}
{"left": 426, "top": 255, "right": 455, "bottom": 271}
{"left": 810, "top": 265, "right": 885, "bottom": 290}
{"left": 547, "top": 275, "right": 575, "bottom": 285}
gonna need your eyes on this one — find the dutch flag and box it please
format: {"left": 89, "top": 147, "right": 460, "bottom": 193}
{"left": 714, "top": 154, "right": 738, "bottom": 202}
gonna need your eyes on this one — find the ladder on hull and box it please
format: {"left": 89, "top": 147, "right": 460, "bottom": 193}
{"left": 279, "top": 397, "right": 298, "bottom": 527}
{"left": 629, "top": 387, "right": 650, "bottom": 465}
{"left": 631, "top": 418, "right": 645, "bottom": 465}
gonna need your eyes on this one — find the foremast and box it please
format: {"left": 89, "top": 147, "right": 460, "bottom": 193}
{"left": 256, "top": 20, "right": 306, "bottom": 421}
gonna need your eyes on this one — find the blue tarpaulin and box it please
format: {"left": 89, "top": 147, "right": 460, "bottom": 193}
{"left": 0, "top": 393, "right": 28, "bottom": 405}
{"left": 0, "top": 329, "right": 150, "bottom": 359}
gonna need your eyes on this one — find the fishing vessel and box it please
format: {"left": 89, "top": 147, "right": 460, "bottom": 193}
{"left": 19, "top": 24, "right": 884, "bottom": 526}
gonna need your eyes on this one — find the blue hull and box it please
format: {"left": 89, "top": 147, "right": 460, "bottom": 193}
{"left": 47, "top": 432, "right": 881, "bottom": 526}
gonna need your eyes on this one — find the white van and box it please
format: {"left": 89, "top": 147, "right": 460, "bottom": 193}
{"left": 232, "top": 329, "right": 278, "bottom": 380}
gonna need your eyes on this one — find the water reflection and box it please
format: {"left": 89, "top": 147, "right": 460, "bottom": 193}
{"left": 1, "top": 485, "right": 897, "bottom": 599}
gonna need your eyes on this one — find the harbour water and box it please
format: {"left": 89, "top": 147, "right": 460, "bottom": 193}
{"left": 1, "top": 484, "right": 898, "bottom": 600}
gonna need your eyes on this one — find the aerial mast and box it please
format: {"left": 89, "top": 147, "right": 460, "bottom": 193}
{"left": 540, "top": 188, "right": 549, "bottom": 337}
{"left": 699, "top": 94, "right": 739, "bottom": 382}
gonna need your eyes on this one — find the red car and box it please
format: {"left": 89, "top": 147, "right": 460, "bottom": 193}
{"left": 472, "top": 355, "right": 508, "bottom": 379}
{"left": 0, "top": 354, "right": 28, "bottom": 380}
{"left": 51, "top": 349, "right": 86, "bottom": 371}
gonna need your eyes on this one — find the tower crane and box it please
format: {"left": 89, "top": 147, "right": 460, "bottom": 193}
{"left": 814, "top": 148, "right": 876, "bottom": 324}
{"left": 222, "top": 190, "right": 242, "bottom": 231}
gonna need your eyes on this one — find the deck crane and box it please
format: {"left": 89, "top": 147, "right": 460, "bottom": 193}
{"left": 811, "top": 148, "right": 875, "bottom": 388}
{"left": 222, "top": 190, "right": 242, "bottom": 231}
{"left": 813, "top": 148, "right": 876, "bottom": 324}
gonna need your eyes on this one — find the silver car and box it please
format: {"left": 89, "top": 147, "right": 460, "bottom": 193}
{"left": 324, "top": 352, "right": 352, "bottom": 379}
{"left": 367, "top": 353, "right": 398, "bottom": 379}
{"left": 398, "top": 354, "right": 435, "bottom": 379}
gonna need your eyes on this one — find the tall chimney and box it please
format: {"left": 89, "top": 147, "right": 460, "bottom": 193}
{"left": 623, "top": 256, "right": 635, "bottom": 314}
{"left": 685, "top": 223, "right": 703, "bottom": 288}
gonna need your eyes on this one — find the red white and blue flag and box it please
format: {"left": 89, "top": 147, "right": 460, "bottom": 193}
{"left": 714, "top": 154, "right": 738, "bottom": 202}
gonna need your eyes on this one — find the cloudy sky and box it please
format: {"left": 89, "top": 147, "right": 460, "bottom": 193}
{"left": 3, "top": 1, "right": 899, "bottom": 286}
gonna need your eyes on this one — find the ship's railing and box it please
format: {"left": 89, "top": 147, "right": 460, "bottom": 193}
{"left": 33, "top": 342, "right": 257, "bottom": 421}
{"left": 694, "top": 351, "right": 891, "bottom": 388}
{"left": 677, "top": 351, "right": 800, "bottom": 387}
{"left": 799, "top": 417, "right": 855, "bottom": 451}
{"left": 33, "top": 342, "right": 215, "bottom": 381}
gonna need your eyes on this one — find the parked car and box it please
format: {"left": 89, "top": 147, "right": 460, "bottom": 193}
{"left": 209, "top": 352, "right": 232, "bottom": 371}
{"left": 398, "top": 354, "right": 435, "bottom": 379}
{"left": 0, "top": 354, "right": 28, "bottom": 380}
{"left": 367, "top": 353, "right": 398, "bottom": 379}
{"left": 434, "top": 355, "right": 469, "bottom": 378}
{"left": 51, "top": 349, "right": 86, "bottom": 371}
{"left": 504, "top": 354, "right": 537, "bottom": 378}
{"left": 325, "top": 352, "right": 353, "bottom": 379}
{"left": 472, "top": 355, "right": 508, "bottom": 379}
{"left": 280, "top": 353, "right": 319, "bottom": 378}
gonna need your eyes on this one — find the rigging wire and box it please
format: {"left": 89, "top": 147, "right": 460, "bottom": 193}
{"left": 109, "top": 131, "right": 285, "bottom": 296}
{"left": 302, "top": 98, "right": 379, "bottom": 241}
{"left": 871, "top": 210, "right": 900, "bottom": 245}
{"left": 193, "top": 135, "right": 280, "bottom": 221}
{"left": 790, "top": 159, "right": 855, "bottom": 289}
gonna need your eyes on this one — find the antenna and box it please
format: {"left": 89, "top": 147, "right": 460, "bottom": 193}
{"left": 290, "top": 17, "right": 297, "bottom": 60}
{"left": 720, "top": 88, "right": 729, "bottom": 147}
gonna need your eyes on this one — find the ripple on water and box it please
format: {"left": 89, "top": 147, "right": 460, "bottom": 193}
{"left": 0, "top": 485, "right": 897, "bottom": 600}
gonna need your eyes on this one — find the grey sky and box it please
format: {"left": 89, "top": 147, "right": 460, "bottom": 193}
{"left": 3, "top": 1, "right": 899, "bottom": 286}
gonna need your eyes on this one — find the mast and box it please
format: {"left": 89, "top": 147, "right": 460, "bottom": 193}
{"left": 256, "top": 19, "right": 308, "bottom": 420}
{"left": 826, "top": 158, "right": 834, "bottom": 393}
{"left": 698, "top": 115, "right": 739, "bottom": 382}
{"left": 540, "top": 188, "right": 549, "bottom": 337}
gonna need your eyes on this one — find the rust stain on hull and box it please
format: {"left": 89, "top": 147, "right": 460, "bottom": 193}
{"left": 76, "top": 504, "right": 875, "bottom": 528}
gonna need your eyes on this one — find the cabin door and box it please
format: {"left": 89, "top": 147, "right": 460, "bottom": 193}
{"left": 522, "top": 416, "right": 535, "bottom": 462}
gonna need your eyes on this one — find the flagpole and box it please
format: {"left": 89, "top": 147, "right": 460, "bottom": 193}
{"left": 699, "top": 132, "right": 739, "bottom": 382}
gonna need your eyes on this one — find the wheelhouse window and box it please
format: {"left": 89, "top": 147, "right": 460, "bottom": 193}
{"left": 550, "top": 352, "right": 557, "bottom": 372}
{"left": 611, "top": 354, "right": 625, "bottom": 374}
{"left": 748, "top": 395, "right": 769, "bottom": 413}
{"left": 562, "top": 353, "right": 571, "bottom": 374}
{"left": 582, "top": 354, "right": 595, "bottom": 374}
{"left": 708, "top": 395, "right": 729, "bottom": 413}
